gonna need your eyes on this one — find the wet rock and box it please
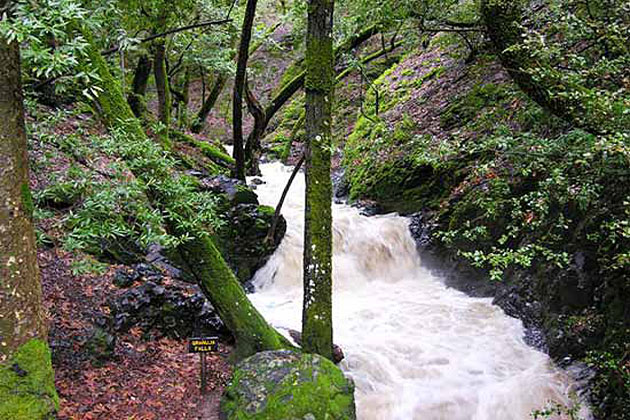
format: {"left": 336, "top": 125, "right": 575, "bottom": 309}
{"left": 220, "top": 350, "right": 356, "bottom": 420}
{"left": 108, "top": 281, "right": 227, "bottom": 339}
{"left": 408, "top": 212, "right": 434, "bottom": 248}
{"left": 287, "top": 329, "right": 345, "bottom": 364}
{"left": 201, "top": 175, "right": 259, "bottom": 205}
{"left": 112, "top": 263, "right": 163, "bottom": 288}
{"left": 332, "top": 168, "right": 349, "bottom": 203}
{"left": 218, "top": 203, "right": 286, "bottom": 283}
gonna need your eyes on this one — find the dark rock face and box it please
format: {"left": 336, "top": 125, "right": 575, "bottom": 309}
{"left": 112, "top": 263, "right": 163, "bottom": 288}
{"left": 220, "top": 350, "right": 356, "bottom": 420}
{"left": 218, "top": 203, "right": 286, "bottom": 283}
{"left": 108, "top": 280, "right": 227, "bottom": 339}
{"left": 201, "top": 175, "right": 259, "bottom": 205}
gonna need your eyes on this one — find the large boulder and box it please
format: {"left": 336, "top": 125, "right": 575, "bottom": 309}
{"left": 220, "top": 350, "right": 356, "bottom": 420}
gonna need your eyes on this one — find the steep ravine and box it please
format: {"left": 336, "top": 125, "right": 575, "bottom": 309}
{"left": 247, "top": 162, "right": 589, "bottom": 420}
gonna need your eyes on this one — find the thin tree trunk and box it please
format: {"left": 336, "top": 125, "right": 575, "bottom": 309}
{"left": 244, "top": 78, "right": 265, "bottom": 175}
{"left": 0, "top": 2, "right": 58, "bottom": 415}
{"left": 191, "top": 73, "right": 227, "bottom": 133}
{"left": 128, "top": 53, "right": 152, "bottom": 118}
{"left": 232, "top": 0, "right": 258, "bottom": 181}
{"left": 302, "top": 0, "right": 335, "bottom": 361}
{"left": 81, "top": 30, "right": 290, "bottom": 360}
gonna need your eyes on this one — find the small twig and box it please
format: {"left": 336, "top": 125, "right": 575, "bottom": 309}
{"left": 101, "top": 19, "right": 233, "bottom": 56}
{"left": 265, "top": 155, "right": 305, "bottom": 244}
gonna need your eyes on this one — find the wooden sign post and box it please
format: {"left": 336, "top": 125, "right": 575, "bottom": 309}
{"left": 188, "top": 337, "right": 219, "bottom": 394}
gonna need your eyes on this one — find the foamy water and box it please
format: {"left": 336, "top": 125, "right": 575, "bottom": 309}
{"left": 248, "top": 161, "right": 586, "bottom": 420}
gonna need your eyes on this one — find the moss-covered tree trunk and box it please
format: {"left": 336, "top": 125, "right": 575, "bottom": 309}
{"left": 0, "top": 4, "right": 59, "bottom": 416}
{"left": 127, "top": 53, "right": 152, "bottom": 118}
{"left": 232, "top": 0, "right": 258, "bottom": 181}
{"left": 302, "top": 0, "right": 334, "bottom": 361}
{"left": 82, "top": 33, "right": 290, "bottom": 360}
{"left": 153, "top": 39, "right": 171, "bottom": 146}
{"left": 191, "top": 72, "right": 227, "bottom": 133}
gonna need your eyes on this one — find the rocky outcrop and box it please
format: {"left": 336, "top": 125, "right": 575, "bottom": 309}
{"left": 220, "top": 350, "right": 356, "bottom": 420}
{"left": 108, "top": 265, "right": 227, "bottom": 339}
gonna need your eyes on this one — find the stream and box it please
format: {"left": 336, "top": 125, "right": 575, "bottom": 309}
{"left": 248, "top": 161, "right": 587, "bottom": 420}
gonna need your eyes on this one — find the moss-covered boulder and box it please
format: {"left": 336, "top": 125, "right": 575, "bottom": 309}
{"left": 220, "top": 350, "right": 356, "bottom": 420}
{"left": 218, "top": 203, "right": 286, "bottom": 283}
{"left": 0, "top": 339, "right": 59, "bottom": 420}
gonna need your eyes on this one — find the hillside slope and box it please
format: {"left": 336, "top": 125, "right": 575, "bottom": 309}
{"left": 342, "top": 35, "right": 629, "bottom": 419}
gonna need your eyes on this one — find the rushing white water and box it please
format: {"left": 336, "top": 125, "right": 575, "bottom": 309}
{"left": 248, "top": 161, "right": 585, "bottom": 420}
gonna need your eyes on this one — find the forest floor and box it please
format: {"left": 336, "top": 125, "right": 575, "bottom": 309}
{"left": 40, "top": 248, "right": 232, "bottom": 419}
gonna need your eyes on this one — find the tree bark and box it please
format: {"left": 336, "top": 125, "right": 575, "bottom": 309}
{"left": 191, "top": 73, "right": 228, "bottom": 133}
{"left": 244, "top": 78, "right": 265, "bottom": 175}
{"left": 153, "top": 39, "right": 172, "bottom": 146}
{"left": 81, "top": 30, "right": 290, "bottom": 360}
{"left": 0, "top": 2, "right": 58, "bottom": 415}
{"left": 302, "top": 0, "right": 335, "bottom": 361}
{"left": 232, "top": 0, "right": 258, "bottom": 181}
{"left": 127, "top": 53, "right": 152, "bottom": 118}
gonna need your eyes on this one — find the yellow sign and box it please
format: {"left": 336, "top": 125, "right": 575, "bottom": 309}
{"left": 188, "top": 337, "right": 219, "bottom": 353}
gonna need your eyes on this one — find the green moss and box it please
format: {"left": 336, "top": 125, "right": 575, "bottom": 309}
{"left": 221, "top": 351, "right": 355, "bottom": 419}
{"left": 305, "top": 33, "right": 334, "bottom": 92}
{"left": 170, "top": 130, "right": 235, "bottom": 167}
{"left": 20, "top": 183, "right": 34, "bottom": 219}
{"left": 0, "top": 339, "right": 59, "bottom": 420}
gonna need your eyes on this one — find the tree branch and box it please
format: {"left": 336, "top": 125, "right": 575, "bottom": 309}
{"left": 101, "top": 18, "right": 233, "bottom": 56}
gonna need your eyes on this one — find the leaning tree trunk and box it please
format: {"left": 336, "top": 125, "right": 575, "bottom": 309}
{"left": 0, "top": 3, "right": 59, "bottom": 416}
{"left": 242, "top": 24, "right": 379, "bottom": 163}
{"left": 191, "top": 73, "right": 227, "bottom": 133}
{"left": 302, "top": 0, "right": 335, "bottom": 361}
{"left": 81, "top": 31, "right": 290, "bottom": 360}
{"left": 232, "top": 0, "right": 258, "bottom": 181}
{"left": 127, "top": 53, "right": 152, "bottom": 118}
{"left": 480, "top": 0, "right": 615, "bottom": 134}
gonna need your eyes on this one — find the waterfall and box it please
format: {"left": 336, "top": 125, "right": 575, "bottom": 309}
{"left": 248, "top": 161, "right": 587, "bottom": 420}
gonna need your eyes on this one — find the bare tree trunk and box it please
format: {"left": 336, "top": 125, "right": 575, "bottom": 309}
{"left": 302, "top": 0, "right": 335, "bottom": 361}
{"left": 232, "top": 0, "right": 258, "bottom": 181}
{"left": 244, "top": 78, "right": 265, "bottom": 175}
{"left": 127, "top": 53, "right": 152, "bottom": 118}
{"left": 191, "top": 73, "right": 227, "bottom": 133}
{"left": 0, "top": 2, "right": 58, "bottom": 415}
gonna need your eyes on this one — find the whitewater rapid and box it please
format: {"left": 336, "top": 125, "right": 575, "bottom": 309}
{"left": 248, "top": 161, "right": 586, "bottom": 420}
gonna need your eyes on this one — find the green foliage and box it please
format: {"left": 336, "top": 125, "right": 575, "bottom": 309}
{"left": 585, "top": 349, "right": 630, "bottom": 419}
{"left": 0, "top": 0, "right": 103, "bottom": 98}
{"left": 531, "top": 396, "right": 583, "bottom": 420}
{"left": 438, "top": 130, "right": 630, "bottom": 281}
{"left": 485, "top": 0, "right": 630, "bottom": 133}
